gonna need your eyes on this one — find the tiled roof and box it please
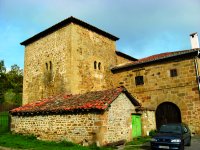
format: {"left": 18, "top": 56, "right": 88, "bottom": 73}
{"left": 112, "top": 48, "right": 200, "bottom": 70}
{"left": 21, "top": 16, "right": 119, "bottom": 46}
{"left": 10, "top": 87, "right": 140, "bottom": 116}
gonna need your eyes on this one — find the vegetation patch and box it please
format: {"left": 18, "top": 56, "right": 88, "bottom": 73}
{"left": 0, "top": 133, "right": 112, "bottom": 150}
{"left": 126, "top": 136, "right": 151, "bottom": 146}
{"left": 0, "top": 112, "right": 10, "bottom": 133}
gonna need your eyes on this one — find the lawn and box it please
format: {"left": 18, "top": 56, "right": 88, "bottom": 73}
{"left": 0, "top": 111, "right": 10, "bottom": 133}
{"left": 0, "top": 133, "right": 113, "bottom": 150}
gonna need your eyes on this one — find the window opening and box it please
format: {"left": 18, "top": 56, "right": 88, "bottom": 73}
{"left": 50, "top": 61, "right": 52, "bottom": 70}
{"left": 94, "top": 61, "right": 97, "bottom": 69}
{"left": 135, "top": 76, "right": 144, "bottom": 86}
{"left": 98, "top": 62, "right": 101, "bottom": 70}
{"left": 170, "top": 69, "right": 177, "bottom": 77}
{"left": 45, "top": 63, "right": 48, "bottom": 70}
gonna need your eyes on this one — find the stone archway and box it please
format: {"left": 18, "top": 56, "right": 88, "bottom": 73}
{"left": 156, "top": 102, "right": 181, "bottom": 129}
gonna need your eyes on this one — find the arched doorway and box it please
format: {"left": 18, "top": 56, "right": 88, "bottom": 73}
{"left": 156, "top": 102, "right": 181, "bottom": 130}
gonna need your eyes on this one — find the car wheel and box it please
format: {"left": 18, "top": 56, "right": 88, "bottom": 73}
{"left": 186, "top": 137, "right": 191, "bottom": 146}
{"left": 180, "top": 142, "right": 185, "bottom": 150}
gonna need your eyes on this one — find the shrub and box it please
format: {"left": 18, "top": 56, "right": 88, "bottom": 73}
{"left": 149, "top": 130, "right": 157, "bottom": 137}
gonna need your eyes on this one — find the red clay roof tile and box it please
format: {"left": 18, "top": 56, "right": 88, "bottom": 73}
{"left": 10, "top": 87, "right": 140, "bottom": 115}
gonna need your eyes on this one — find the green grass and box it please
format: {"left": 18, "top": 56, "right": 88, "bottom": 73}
{"left": 126, "top": 136, "right": 151, "bottom": 146}
{"left": 0, "top": 111, "right": 10, "bottom": 133}
{"left": 0, "top": 133, "right": 113, "bottom": 150}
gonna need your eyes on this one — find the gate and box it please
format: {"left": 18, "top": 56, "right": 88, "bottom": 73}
{"left": 0, "top": 104, "right": 15, "bottom": 133}
{"left": 156, "top": 102, "right": 181, "bottom": 130}
{"left": 132, "top": 114, "right": 142, "bottom": 137}
{"left": 0, "top": 111, "right": 10, "bottom": 133}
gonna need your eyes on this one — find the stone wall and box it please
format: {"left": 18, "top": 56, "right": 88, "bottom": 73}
{"left": 23, "top": 25, "right": 72, "bottom": 104}
{"left": 11, "top": 93, "right": 136, "bottom": 146}
{"left": 11, "top": 113, "right": 105, "bottom": 145}
{"left": 141, "top": 110, "right": 156, "bottom": 136}
{"left": 112, "top": 58, "right": 200, "bottom": 134}
{"left": 116, "top": 54, "right": 133, "bottom": 64}
{"left": 70, "top": 24, "right": 117, "bottom": 94}
{"left": 104, "top": 93, "right": 135, "bottom": 143}
{"left": 23, "top": 23, "right": 118, "bottom": 104}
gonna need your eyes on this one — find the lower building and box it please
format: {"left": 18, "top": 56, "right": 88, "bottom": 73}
{"left": 10, "top": 87, "right": 153, "bottom": 146}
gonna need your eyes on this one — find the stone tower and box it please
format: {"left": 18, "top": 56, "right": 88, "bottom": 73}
{"left": 21, "top": 17, "right": 119, "bottom": 104}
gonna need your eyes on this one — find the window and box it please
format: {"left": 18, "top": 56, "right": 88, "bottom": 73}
{"left": 170, "top": 69, "right": 177, "bottom": 77}
{"left": 135, "top": 76, "right": 144, "bottom": 86}
{"left": 49, "top": 61, "right": 52, "bottom": 70}
{"left": 45, "top": 63, "right": 48, "bottom": 70}
{"left": 98, "top": 62, "right": 101, "bottom": 70}
{"left": 94, "top": 61, "right": 97, "bottom": 69}
{"left": 44, "top": 61, "right": 53, "bottom": 83}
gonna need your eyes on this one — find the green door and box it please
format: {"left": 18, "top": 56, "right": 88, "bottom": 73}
{"left": 132, "top": 115, "right": 142, "bottom": 137}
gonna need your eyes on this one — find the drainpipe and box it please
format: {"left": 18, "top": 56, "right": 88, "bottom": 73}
{"left": 194, "top": 52, "right": 200, "bottom": 92}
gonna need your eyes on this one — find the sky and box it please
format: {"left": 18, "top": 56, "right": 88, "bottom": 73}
{"left": 0, "top": 0, "right": 200, "bottom": 69}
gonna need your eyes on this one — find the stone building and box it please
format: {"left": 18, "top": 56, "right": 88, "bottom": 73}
{"left": 10, "top": 17, "right": 200, "bottom": 145}
{"left": 111, "top": 48, "right": 200, "bottom": 134}
{"left": 11, "top": 87, "right": 141, "bottom": 146}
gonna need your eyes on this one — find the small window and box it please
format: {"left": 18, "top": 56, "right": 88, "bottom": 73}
{"left": 170, "top": 69, "right": 177, "bottom": 77}
{"left": 135, "top": 76, "right": 144, "bottom": 86}
{"left": 94, "top": 61, "right": 97, "bottom": 69}
{"left": 98, "top": 62, "right": 101, "bottom": 70}
{"left": 50, "top": 61, "right": 52, "bottom": 70}
{"left": 45, "top": 63, "right": 48, "bottom": 70}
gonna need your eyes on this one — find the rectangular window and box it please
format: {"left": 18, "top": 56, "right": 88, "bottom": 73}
{"left": 170, "top": 69, "right": 177, "bottom": 77}
{"left": 135, "top": 76, "right": 144, "bottom": 86}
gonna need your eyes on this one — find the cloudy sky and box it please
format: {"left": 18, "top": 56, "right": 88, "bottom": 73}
{"left": 0, "top": 0, "right": 200, "bottom": 69}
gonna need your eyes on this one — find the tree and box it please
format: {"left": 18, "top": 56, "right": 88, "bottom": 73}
{"left": 7, "top": 64, "right": 23, "bottom": 93}
{"left": 0, "top": 61, "right": 23, "bottom": 106}
{"left": 6, "top": 64, "right": 23, "bottom": 105}
{"left": 0, "top": 60, "right": 7, "bottom": 104}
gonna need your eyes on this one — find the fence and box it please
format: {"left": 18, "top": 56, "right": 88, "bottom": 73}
{"left": 0, "top": 111, "right": 10, "bottom": 133}
{"left": 0, "top": 104, "right": 19, "bottom": 133}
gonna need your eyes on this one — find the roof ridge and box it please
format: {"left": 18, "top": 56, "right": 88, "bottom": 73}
{"left": 21, "top": 16, "right": 119, "bottom": 45}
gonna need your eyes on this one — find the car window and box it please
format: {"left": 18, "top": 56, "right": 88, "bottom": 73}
{"left": 159, "top": 124, "right": 182, "bottom": 134}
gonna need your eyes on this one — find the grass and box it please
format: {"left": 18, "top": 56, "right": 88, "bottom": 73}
{"left": 0, "top": 111, "right": 10, "bottom": 133}
{"left": 0, "top": 133, "right": 113, "bottom": 150}
{"left": 126, "top": 136, "right": 151, "bottom": 146}
{"left": 124, "top": 136, "right": 151, "bottom": 150}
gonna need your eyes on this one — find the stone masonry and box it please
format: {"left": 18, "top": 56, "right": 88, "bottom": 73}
{"left": 17, "top": 16, "right": 200, "bottom": 143}
{"left": 11, "top": 93, "right": 136, "bottom": 146}
{"left": 112, "top": 57, "right": 200, "bottom": 134}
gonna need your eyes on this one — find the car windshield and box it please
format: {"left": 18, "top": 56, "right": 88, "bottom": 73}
{"left": 159, "top": 124, "right": 182, "bottom": 134}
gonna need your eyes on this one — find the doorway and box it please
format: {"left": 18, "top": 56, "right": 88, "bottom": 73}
{"left": 132, "top": 114, "right": 142, "bottom": 137}
{"left": 156, "top": 102, "right": 181, "bottom": 130}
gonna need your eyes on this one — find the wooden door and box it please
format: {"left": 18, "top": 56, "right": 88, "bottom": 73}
{"left": 132, "top": 115, "right": 142, "bottom": 137}
{"left": 156, "top": 102, "right": 181, "bottom": 130}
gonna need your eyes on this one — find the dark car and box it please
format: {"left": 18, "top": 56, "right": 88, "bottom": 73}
{"left": 150, "top": 123, "right": 191, "bottom": 150}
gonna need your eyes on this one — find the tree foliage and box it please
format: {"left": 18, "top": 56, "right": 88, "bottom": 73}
{"left": 0, "top": 60, "right": 23, "bottom": 106}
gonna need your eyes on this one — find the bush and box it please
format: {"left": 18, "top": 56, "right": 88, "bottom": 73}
{"left": 149, "top": 130, "right": 157, "bottom": 137}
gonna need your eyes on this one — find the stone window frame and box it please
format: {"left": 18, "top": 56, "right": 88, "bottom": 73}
{"left": 94, "top": 61, "right": 102, "bottom": 70}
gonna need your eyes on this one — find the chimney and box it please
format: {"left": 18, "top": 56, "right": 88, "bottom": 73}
{"left": 190, "top": 32, "right": 199, "bottom": 49}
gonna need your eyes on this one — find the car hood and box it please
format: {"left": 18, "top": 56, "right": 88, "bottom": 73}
{"left": 154, "top": 132, "right": 182, "bottom": 139}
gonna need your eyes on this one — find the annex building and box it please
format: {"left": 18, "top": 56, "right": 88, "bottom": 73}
{"left": 10, "top": 17, "right": 200, "bottom": 146}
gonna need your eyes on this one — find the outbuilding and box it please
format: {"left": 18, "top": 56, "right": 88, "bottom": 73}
{"left": 10, "top": 87, "right": 141, "bottom": 146}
